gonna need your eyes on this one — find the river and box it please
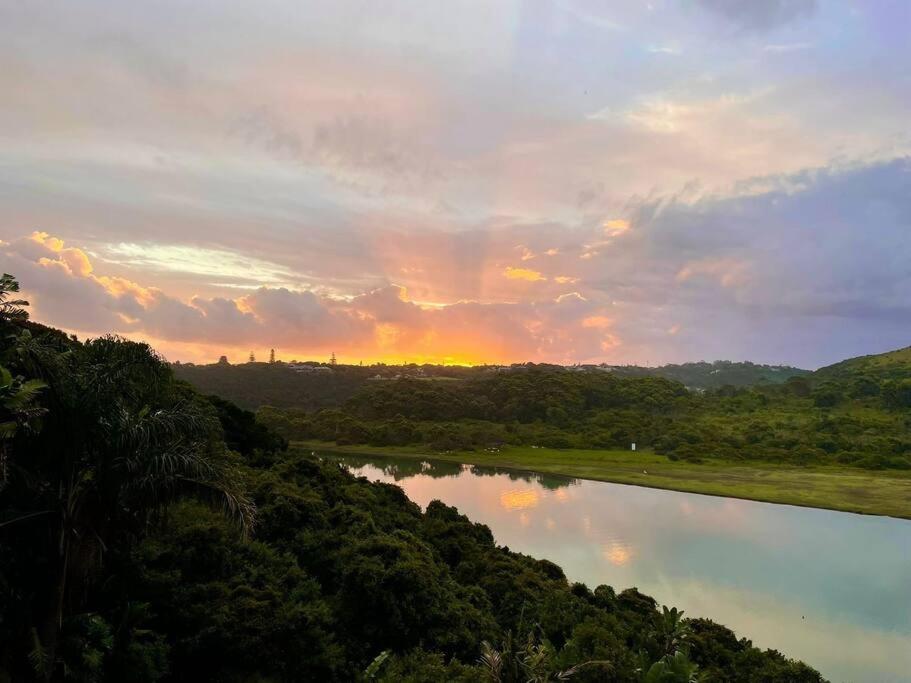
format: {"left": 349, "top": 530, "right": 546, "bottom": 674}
{"left": 324, "top": 452, "right": 911, "bottom": 683}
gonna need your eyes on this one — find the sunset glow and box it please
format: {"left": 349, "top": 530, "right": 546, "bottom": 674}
{"left": 1, "top": 1, "right": 909, "bottom": 367}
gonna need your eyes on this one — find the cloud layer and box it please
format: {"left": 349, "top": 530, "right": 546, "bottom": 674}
{"left": 3, "top": 158, "right": 909, "bottom": 367}
{"left": 1, "top": 1, "right": 909, "bottom": 366}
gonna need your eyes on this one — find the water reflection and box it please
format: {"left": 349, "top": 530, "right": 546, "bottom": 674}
{"left": 603, "top": 541, "right": 635, "bottom": 567}
{"left": 332, "top": 454, "right": 579, "bottom": 491}
{"left": 499, "top": 488, "right": 540, "bottom": 510}
{"left": 323, "top": 452, "right": 911, "bottom": 683}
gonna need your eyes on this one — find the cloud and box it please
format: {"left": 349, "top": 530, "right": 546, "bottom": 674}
{"left": 312, "top": 114, "right": 444, "bottom": 193}
{"left": 603, "top": 219, "right": 631, "bottom": 237}
{"left": 4, "top": 157, "right": 910, "bottom": 368}
{"left": 503, "top": 266, "right": 547, "bottom": 282}
{"left": 763, "top": 42, "right": 813, "bottom": 53}
{"left": 1, "top": 231, "right": 622, "bottom": 365}
{"left": 695, "top": 0, "right": 817, "bottom": 32}
{"left": 1, "top": 2, "right": 909, "bottom": 369}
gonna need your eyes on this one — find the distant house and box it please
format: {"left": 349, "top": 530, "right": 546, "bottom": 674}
{"left": 286, "top": 362, "right": 333, "bottom": 374}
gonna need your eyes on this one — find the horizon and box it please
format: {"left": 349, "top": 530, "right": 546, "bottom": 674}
{"left": 176, "top": 354, "right": 811, "bottom": 369}
{"left": 2, "top": 1, "right": 910, "bottom": 367}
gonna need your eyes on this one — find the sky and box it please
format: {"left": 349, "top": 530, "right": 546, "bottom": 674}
{"left": 1, "top": 0, "right": 909, "bottom": 368}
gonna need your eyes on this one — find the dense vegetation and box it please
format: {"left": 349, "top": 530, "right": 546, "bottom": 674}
{"left": 0, "top": 274, "right": 825, "bottom": 681}
{"left": 172, "top": 358, "right": 808, "bottom": 412}
{"left": 601, "top": 361, "right": 809, "bottom": 390}
{"left": 258, "top": 360, "right": 911, "bottom": 471}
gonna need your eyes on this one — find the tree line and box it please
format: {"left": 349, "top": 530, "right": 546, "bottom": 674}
{"left": 258, "top": 367, "right": 911, "bottom": 469}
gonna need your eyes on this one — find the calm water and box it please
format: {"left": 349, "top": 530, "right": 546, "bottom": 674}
{"left": 324, "top": 453, "right": 911, "bottom": 683}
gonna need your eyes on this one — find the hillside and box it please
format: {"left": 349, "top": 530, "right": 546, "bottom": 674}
{"left": 173, "top": 361, "right": 369, "bottom": 410}
{"left": 813, "top": 345, "right": 911, "bottom": 382}
{"left": 174, "top": 358, "right": 809, "bottom": 411}
{"left": 604, "top": 360, "right": 809, "bottom": 390}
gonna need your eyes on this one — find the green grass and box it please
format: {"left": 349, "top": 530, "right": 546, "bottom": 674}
{"left": 296, "top": 441, "right": 911, "bottom": 519}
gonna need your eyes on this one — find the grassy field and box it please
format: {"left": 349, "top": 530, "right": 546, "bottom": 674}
{"left": 296, "top": 441, "right": 911, "bottom": 519}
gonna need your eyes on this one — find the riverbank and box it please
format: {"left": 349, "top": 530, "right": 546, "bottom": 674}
{"left": 294, "top": 441, "right": 911, "bottom": 519}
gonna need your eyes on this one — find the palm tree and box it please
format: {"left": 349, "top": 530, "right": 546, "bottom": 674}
{"left": 0, "top": 364, "right": 46, "bottom": 491}
{"left": 641, "top": 650, "right": 701, "bottom": 683}
{"left": 0, "top": 273, "right": 29, "bottom": 322}
{"left": 653, "top": 606, "right": 692, "bottom": 657}
{"left": 478, "top": 631, "right": 611, "bottom": 682}
{"left": 0, "top": 275, "right": 254, "bottom": 679}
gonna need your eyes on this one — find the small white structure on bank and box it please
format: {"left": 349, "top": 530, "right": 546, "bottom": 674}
{"left": 631, "top": 442, "right": 636, "bottom": 451}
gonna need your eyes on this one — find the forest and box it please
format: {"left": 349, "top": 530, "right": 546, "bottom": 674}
{"left": 0, "top": 274, "right": 828, "bottom": 681}
{"left": 172, "top": 358, "right": 808, "bottom": 412}
{"left": 256, "top": 360, "right": 911, "bottom": 471}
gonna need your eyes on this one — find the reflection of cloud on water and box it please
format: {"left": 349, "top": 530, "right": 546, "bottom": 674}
{"left": 603, "top": 541, "right": 635, "bottom": 566}
{"left": 500, "top": 488, "right": 540, "bottom": 510}
{"left": 329, "top": 451, "right": 911, "bottom": 683}
{"left": 581, "top": 515, "right": 592, "bottom": 537}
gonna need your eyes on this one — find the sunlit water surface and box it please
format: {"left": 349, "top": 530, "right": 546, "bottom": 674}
{"left": 324, "top": 453, "right": 911, "bottom": 683}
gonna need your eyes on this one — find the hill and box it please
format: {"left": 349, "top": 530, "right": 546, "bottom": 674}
{"left": 172, "top": 361, "right": 372, "bottom": 410}
{"left": 173, "top": 358, "right": 809, "bottom": 411}
{"left": 604, "top": 360, "right": 809, "bottom": 390}
{"left": 813, "top": 345, "right": 911, "bottom": 383}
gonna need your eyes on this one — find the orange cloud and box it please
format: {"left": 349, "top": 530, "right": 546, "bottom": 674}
{"left": 503, "top": 266, "right": 546, "bottom": 282}
{"left": 582, "top": 315, "right": 612, "bottom": 328}
{"left": 499, "top": 488, "right": 539, "bottom": 510}
{"left": 5, "top": 232, "right": 632, "bottom": 365}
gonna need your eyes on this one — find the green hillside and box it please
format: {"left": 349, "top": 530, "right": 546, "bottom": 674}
{"left": 813, "top": 346, "right": 911, "bottom": 382}
{"left": 605, "top": 360, "right": 810, "bottom": 390}
{"left": 174, "top": 358, "right": 810, "bottom": 411}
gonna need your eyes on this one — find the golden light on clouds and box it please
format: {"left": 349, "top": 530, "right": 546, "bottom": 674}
{"left": 582, "top": 315, "right": 612, "bottom": 329}
{"left": 503, "top": 266, "right": 546, "bottom": 282}
{"left": 603, "top": 219, "right": 631, "bottom": 237}
{"left": 375, "top": 322, "right": 401, "bottom": 348}
{"left": 30, "top": 231, "right": 65, "bottom": 252}
{"left": 7, "top": 230, "right": 647, "bottom": 366}
{"left": 499, "top": 488, "right": 540, "bottom": 510}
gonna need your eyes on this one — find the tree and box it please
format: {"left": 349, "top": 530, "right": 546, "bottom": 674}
{"left": 0, "top": 273, "right": 29, "bottom": 322}
{"left": 652, "top": 607, "right": 691, "bottom": 657}
{"left": 883, "top": 379, "right": 911, "bottom": 409}
{"left": 0, "top": 281, "right": 255, "bottom": 679}
{"left": 0, "top": 364, "right": 46, "bottom": 491}
{"left": 642, "top": 650, "right": 701, "bottom": 683}
{"left": 249, "top": 350, "right": 256, "bottom": 363}
{"left": 269, "top": 348, "right": 276, "bottom": 364}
